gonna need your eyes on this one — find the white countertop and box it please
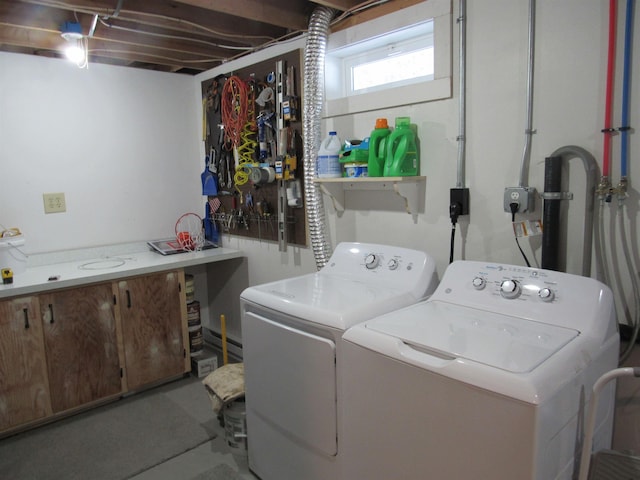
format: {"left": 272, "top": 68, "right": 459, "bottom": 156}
{"left": 0, "top": 242, "right": 243, "bottom": 299}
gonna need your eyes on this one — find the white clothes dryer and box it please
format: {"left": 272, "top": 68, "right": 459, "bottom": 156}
{"left": 240, "top": 242, "right": 439, "bottom": 480}
{"left": 341, "top": 260, "right": 619, "bottom": 480}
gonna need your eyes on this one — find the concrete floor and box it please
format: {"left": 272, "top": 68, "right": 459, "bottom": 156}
{"left": 129, "top": 428, "right": 257, "bottom": 480}
{"left": 129, "top": 375, "right": 258, "bottom": 480}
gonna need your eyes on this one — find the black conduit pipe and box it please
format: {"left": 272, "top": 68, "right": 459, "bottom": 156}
{"left": 541, "top": 156, "right": 563, "bottom": 271}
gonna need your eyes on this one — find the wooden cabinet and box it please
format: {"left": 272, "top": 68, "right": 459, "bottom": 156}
{"left": 39, "top": 283, "right": 123, "bottom": 413}
{"left": 117, "top": 270, "right": 190, "bottom": 390}
{"left": 0, "top": 268, "right": 190, "bottom": 436}
{"left": 0, "top": 296, "right": 51, "bottom": 430}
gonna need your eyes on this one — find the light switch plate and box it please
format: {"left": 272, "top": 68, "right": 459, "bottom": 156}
{"left": 43, "top": 192, "right": 66, "bottom": 213}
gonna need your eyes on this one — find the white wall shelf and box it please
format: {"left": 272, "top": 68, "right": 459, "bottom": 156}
{"left": 314, "top": 176, "right": 426, "bottom": 215}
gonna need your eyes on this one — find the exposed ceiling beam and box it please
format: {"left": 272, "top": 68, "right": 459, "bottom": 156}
{"left": 0, "top": 0, "right": 415, "bottom": 74}
{"left": 171, "top": 0, "right": 310, "bottom": 31}
{"left": 88, "top": 25, "right": 232, "bottom": 61}
{"left": 18, "top": 0, "right": 287, "bottom": 43}
{"left": 0, "top": 25, "right": 62, "bottom": 52}
{"left": 311, "top": 0, "right": 363, "bottom": 10}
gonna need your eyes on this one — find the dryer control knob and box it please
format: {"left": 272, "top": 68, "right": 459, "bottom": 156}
{"left": 387, "top": 258, "right": 399, "bottom": 270}
{"left": 365, "top": 254, "right": 380, "bottom": 269}
{"left": 472, "top": 277, "right": 486, "bottom": 290}
{"left": 538, "top": 287, "right": 555, "bottom": 302}
{"left": 500, "top": 279, "right": 521, "bottom": 299}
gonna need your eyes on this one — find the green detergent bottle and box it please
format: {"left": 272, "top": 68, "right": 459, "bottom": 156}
{"left": 383, "top": 117, "right": 419, "bottom": 177}
{"left": 367, "top": 118, "right": 391, "bottom": 177}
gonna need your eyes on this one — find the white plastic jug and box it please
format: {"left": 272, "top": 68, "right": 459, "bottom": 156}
{"left": 317, "top": 131, "right": 342, "bottom": 178}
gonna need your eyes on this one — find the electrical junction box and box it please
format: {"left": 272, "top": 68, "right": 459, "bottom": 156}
{"left": 504, "top": 187, "right": 536, "bottom": 214}
{"left": 191, "top": 347, "right": 219, "bottom": 378}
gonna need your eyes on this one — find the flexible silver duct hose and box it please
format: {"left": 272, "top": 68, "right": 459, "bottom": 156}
{"left": 303, "top": 6, "right": 335, "bottom": 270}
{"left": 548, "top": 146, "right": 598, "bottom": 277}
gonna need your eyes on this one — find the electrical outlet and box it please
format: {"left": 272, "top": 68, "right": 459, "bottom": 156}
{"left": 43, "top": 192, "right": 66, "bottom": 214}
{"left": 450, "top": 188, "right": 470, "bottom": 216}
{"left": 503, "top": 187, "right": 536, "bottom": 214}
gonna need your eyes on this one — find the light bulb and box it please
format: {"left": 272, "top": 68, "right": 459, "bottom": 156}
{"left": 64, "top": 39, "right": 85, "bottom": 64}
{"left": 60, "top": 22, "right": 86, "bottom": 67}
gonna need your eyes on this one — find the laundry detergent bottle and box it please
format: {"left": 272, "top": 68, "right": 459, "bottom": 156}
{"left": 383, "top": 117, "right": 419, "bottom": 177}
{"left": 317, "top": 131, "right": 342, "bottom": 178}
{"left": 367, "top": 118, "right": 391, "bottom": 177}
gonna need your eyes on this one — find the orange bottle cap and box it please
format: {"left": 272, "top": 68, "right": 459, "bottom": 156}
{"left": 375, "top": 118, "right": 388, "bottom": 129}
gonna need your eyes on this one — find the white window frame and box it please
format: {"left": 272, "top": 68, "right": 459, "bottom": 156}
{"left": 324, "top": 0, "right": 452, "bottom": 118}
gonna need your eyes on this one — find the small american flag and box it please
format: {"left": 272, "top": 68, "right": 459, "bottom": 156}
{"left": 209, "top": 197, "right": 221, "bottom": 214}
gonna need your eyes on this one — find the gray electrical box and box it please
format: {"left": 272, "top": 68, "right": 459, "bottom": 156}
{"left": 504, "top": 187, "right": 536, "bottom": 213}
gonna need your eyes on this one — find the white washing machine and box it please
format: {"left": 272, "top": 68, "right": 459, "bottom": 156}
{"left": 240, "top": 242, "right": 439, "bottom": 480}
{"left": 341, "top": 260, "right": 619, "bottom": 480}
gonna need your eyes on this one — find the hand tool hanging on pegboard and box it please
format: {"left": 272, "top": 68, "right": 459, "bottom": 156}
{"left": 283, "top": 65, "right": 298, "bottom": 122}
{"left": 275, "top": 60, "right": 288, "bottom": 252}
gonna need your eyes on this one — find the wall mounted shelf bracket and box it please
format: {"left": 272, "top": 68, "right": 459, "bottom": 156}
{"left": 314, "top": 177, "right": 426, "bottom": 216}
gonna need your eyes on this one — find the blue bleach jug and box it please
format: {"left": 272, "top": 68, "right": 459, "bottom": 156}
{"left": 317, "top": 131, "right": 342, "bottom": 178}
{"left": 383, "top": 117, "right": 419, "bottom": 177}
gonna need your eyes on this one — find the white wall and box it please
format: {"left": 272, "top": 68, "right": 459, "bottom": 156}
{"left": 0, "top": 53, "right": 202, "bottom": 254}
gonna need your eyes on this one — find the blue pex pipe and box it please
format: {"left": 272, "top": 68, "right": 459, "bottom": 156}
{"left": 621, "top": 0, "right": 635, "bottom": 178}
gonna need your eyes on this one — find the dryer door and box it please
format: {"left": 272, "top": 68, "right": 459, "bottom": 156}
{"left": 243, "top": 311, "right": 337, "bottom": 456}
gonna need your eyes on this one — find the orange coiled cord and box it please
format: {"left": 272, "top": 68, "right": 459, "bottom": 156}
{"left": 221, "top": 75, "right": 250, "bottom": 150}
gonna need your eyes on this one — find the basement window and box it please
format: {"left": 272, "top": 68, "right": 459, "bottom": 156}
{"left": 324, "top": 0, "right": 451, "bottom": 117}
{"left": 347, "top": 32, "right": 434, "bottom": 94}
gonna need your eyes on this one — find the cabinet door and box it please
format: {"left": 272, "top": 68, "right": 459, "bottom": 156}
{"left": 118, "top": 271, "right": 188, "bottom": 390}
{"left": 0, "top": 296, "right": 51, "bottom": 430}
{"left": 40, "top": 283, "right": 123, "bottom": 413}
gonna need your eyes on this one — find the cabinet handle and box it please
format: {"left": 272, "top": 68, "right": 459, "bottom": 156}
{"left": 126, "top": 290, "right": 131, "bottom": 308}
{"left": 48, "top": 303, "right": 55, "bottom": 324}
{"left": 23, "top": 308, "right": 29, "bottom": 329}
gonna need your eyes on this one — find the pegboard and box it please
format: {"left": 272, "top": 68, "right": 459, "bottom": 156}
{"left": 200, "top": 49, "right": 307, "bottom": 247}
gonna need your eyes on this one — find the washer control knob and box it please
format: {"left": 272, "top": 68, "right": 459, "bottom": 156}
{"left": 387, "top": 258, "right": 399, "bottom": 270}
{"left": 472, "top": 277, "right": 486, "bottom": 290}
{"left": 538, "top": 287, "right": 555, "bottom": 302}
{"left": 365, "top": 254, "right": 380, "bottom": 270}
{"left": 500, "top": 279, "right": 521, "bottom": 299}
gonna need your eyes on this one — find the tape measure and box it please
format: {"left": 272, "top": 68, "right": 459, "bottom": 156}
{"left": 2, "top": 268, "right": 13, "bottom": 284}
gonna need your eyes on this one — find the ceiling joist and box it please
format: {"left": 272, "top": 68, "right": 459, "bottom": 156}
{"left": 0, "top": 0, "right": 416, "bottom": 74}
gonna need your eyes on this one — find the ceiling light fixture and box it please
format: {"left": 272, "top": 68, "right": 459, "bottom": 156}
{"left": 60, "top": 21, "right": 88, "bottom": 68}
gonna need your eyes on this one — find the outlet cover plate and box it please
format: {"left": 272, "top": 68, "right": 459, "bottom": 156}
{"left": 503, "top": 187, "right": 536, "bottom": 213}
{"left": 43, "top": 192, "right": 66, "bottom": 214}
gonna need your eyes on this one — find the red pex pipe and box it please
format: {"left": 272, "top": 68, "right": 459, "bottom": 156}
{"left": 602, "top": 0, "right": 617, "bottom": 178}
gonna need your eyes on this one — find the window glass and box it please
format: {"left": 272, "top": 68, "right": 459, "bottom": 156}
{"left": 348, "top": 35, "right": 434, "bottom": 93}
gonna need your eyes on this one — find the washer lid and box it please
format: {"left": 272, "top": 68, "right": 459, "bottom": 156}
{"left": 241, "top": 273, "right": 415, "bottom": 330}
{"left": 365, "top": 300, "right": 579, "bottom": 373}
